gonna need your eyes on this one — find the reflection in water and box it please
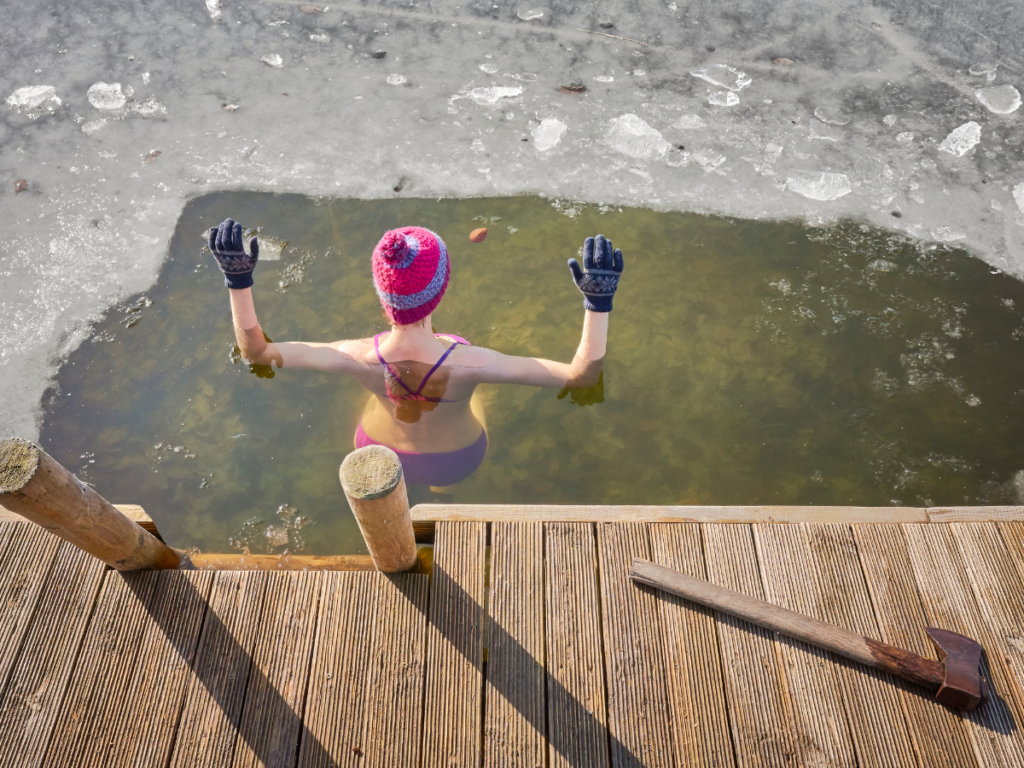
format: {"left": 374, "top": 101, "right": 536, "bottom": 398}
{"left": 37, "top": 194, "right": 1024, "bottom": 556}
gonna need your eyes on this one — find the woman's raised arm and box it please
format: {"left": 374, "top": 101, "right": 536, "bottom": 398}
{"left": 211, "top": 218, "right": 363, "bottom": 374}
{"left": 471, "top": 234, "right": 623, "bottom": 388}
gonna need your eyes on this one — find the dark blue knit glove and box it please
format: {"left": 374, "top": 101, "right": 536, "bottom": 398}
{"left": 208, "top": 218, "right": 259, "bottom": 289}
{"left": 568, "top": 234, "right": 624, "bottom": 312}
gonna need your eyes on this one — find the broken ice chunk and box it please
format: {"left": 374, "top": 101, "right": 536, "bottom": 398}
{"left": 690, "top": 64, "right": 751, "bottom": 91}
{"left": 387, "top": 74, "right": 408, "bottom": 86}
{"left": 693, "top": 149, "right": 726, "bottom": 172}
{"left": 262, "top": 53, "right": 284, "bottom": 68}
{"left": 81, "top": 119, "right": 108, "bottom": 135}
{"left": 976, "top": 84, "right": 1021, "bottom": 115}
{"left": 604, "top": 114, "right": 670, "bottom": 160}
{"left": 809, "top": 121, "right": 842, "bottom": 141}
{"left": 467, "top": 86, "right": 522, "bottom": 104}
{"left": 1014, "top": 182, "right": 1024, "bottom": 214}
{"left": 205, "top": 0, "right": 222, "bottom": 21}
{"left": 708, "top": 91, "right": 739, "bottom": 107}
{"left": 932, "top": 225, "right": 966, "bottom": 242}
{"left": 530, "top": 117, "right": 567, "bottom": 151}
{"left": 868, "top": 259, "right": 898, "bottom": 272}
{"left": 5, "top": 85, "right": 61, "bottom": 118}
{"left": 593, "top": 75, "right": 614, "bottom": 83}
{"left": 883, "top": 114, "right": 897, "bottom": 127}
{"left": 896, "top": 131, "right": 915, "bottom": 144}
{"left": 813, "top": 106, "right": 850, "bottom": 126}
{"left": 938, "top": 122, "right": 981, "bottom": 157}
{"left": 132, "top": 97, "right": 166, "bottom": 118}
{"left": 673, "top": 114, "right": 706, "bottom": 130}
{"left": 786, "top": 170, "right": 852, "bottom": 201}
{"left": 517, "top": 9, "right": 543, "bottom": 20}
{"left": 309, "top": 33, "right": 331, "bottom": 43}
{"left": 968, "top": 61, "right": 998, "bottom": 78}
{"left": 479, "top": 63, "right": 499, "bottom": 74}
{"left": 87, "top": 82, "right": 128, "bottom": 113}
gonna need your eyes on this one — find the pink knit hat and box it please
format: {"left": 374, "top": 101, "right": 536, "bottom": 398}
{"left": 372, "top": 226, "right": 450, "bottom": 325}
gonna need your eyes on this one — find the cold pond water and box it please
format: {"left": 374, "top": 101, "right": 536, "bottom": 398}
{"left": 40, "top": 193, "right": 1024, "bottom": 555}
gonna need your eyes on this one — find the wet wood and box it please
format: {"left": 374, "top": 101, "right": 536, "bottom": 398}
{"left": 0, "top": 439, "right": 178, "bottom": 570}
{"left": 107, "top": 570, "right": 214, "bottom": 768}
{"left": 231, "top": 572, "right": 322, "bottom": 768}
{"left": 544, "top": 522, "right": 609, "bottom": 768}
{"left": 299, "top": 572, "right": 377, "bottom": 768}
{"left": 483, "top": 522, "right": 546, "bottom": 767}
{"left": 701, "top": 523, "right": 797, "bottom": 767}
{"left": 596, "top": 522, "right": 674, "bottom": 767}
{"left": 170, "top": 571, "right": 270, "bottom": 768}
{"left": 901, "top": 523, "right": 1024, "bottom": 766}
{"left": 189, "top": 553, "right": 377, "bottom": 571}
{"left": 800, "top": 524, "right": 917, "bottom": 767}
{"left": 422, "top": 521, "right": 486, "bottom": 768}
{"left": 648, "top": 524, "right": 736, "bottom": 768}
{"left": 752, "top": 525, "right": 856, "bottom": 768}
{"left": 45, "top": 570, "right": 161, "bottom": 767}
{"left": 852, "top": 525, "right": 982, "bottom": 768}
{"left": 0, "top": 523, "right": 61, "bottom": 694}
{"left": 361, "top": 573, "right": 430, "bottom": 768}
{"left": 0, "top": 542, "right": 106, "bottom": 768}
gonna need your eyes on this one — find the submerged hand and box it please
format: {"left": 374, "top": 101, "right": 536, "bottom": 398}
{"left": 568, "top": 234, "right": 624, "bottom": 312}
{"left": 209, "top": 218, "right": 259, "bottom": 289}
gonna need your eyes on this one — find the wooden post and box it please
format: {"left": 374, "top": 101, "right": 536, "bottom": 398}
{"left": 0, "top": 438, "right": 180, "bottom": 570}
{"left": 339, "top": 445, "right": 417, "bottom": 573}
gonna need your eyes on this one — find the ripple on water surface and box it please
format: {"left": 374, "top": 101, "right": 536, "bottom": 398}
{"left": 39, "top": 194, "right": 1024, "bottom": 555}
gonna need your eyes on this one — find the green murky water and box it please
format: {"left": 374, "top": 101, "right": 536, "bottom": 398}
{"left": 40, "top": 193, "right": 1024, "bottom": 555}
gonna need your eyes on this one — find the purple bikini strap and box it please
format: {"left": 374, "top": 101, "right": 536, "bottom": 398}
{"left": 414, "top": 341, "right": 460, "bottom": 395}
{"left": 374, "top": 333, "right": 416, "bottom": 395}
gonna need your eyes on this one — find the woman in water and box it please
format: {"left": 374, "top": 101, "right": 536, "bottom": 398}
{"left": 209, "top": 218, "right": 623, "bottom": 493}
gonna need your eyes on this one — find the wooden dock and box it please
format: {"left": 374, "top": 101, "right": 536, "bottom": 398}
{"left": 1, "top": 506, "right": 1024, "bottom": 767}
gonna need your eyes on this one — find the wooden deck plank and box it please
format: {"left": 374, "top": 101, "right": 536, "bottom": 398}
{"left": 169, "top": 571, "right": 271, "bottom": 768}
{"left": 298, "top": 572, "right": 378, "bottom": 768}
{"left": 851, "top": 524, "right": 981, "bottom": 768}
{"left": 752, "top": 525, "right": 857, "bottom": 768}
{"left": 950, "top": 523, "right": 1024, "bottom": 721}
{"left": 107, "top": 570, "right": 214, "bottom": 768}
{"left": 231, "top": 572, "right": 322, "bottom": 768}
{"left": 361, "top": 573, "right": 430, "bottom": 768}
{"left": 483, "top": 522, "right": 546, "bottom": 768}
{"left": 45, "top": 570, "right": 161, "bottom": 768}
{"left": 422, "top": 521, "right": 486, "bottom": 768}
{"left": 801, "top": 524, "right": 919, "bottom": 767}
{"left": 544, "top": 522, "right": 610, "bottom": 768}
{"left": 648, "top": 523, "right": 736, "bottom": 768}
{"left": 596, "top": 522, "right": 675, "bottom": 768}
{"left": 701, "top": 523, "right": 797, "bottom": 768}
{"left": 901, "top": 523, "right": 1024, "bottom": 767}
{"left": 927, "top": 507, "right": 1024, "bottom": 523}
{"left": 0, "top": 523, "right": 61, "bottom": 696}
{"left": 0, "top": 541, "right": 106, "bottom": 768}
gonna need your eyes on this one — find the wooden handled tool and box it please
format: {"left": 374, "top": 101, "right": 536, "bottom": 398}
{"left": 630, "top": 558, "right": 987, "bottom": 711}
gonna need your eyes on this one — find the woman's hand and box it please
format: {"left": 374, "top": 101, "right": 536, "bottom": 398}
{"left": 568, "top": 234, "right": 624, "bottom": 312}
{"left": 209, "top": 218, "right": 260, "bottom": 289}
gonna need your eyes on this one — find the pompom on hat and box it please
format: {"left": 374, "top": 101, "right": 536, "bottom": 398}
{"left": 372, "top": 226, "right": 450, "bottom": 325}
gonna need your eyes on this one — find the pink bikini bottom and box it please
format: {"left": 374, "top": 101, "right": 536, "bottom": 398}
{"left": 354, "top": 423, "right": 487, "bottom": 486}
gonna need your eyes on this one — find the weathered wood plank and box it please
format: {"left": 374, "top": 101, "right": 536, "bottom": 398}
{"left": 927, "top": 507, "right": 1024, "bottom": 523}
{"left": 0, "top": 523, "right": 61, "bottom": 698}
{"left": 596, "top": 522, "right": 675, "bottom": 768}
{"left": 169, "top": 571, "right": 270, "bottom": 768}
{"left": 852, "top": 525, "right": 986, "bottom": 768}
{"left": 701, "top": 523, "right": 797, "bottom": 768}
{"left": 648, "top": 524, "right": 736, "bottom": 768}
{"left": 950, "top": 523, "right": 1024, "bottom": 721}
{"left": 483, "top": 522, "right": 546, "bottom": 767}
{"left": 901, "top": 523, "right": 1024, "bottom": 766}
{"left": 189, "top": 553, "right": 377, "bottom": 571}
{"left": 231, "top": 572, "right": 322, "bottom": 768}
{"left": 422, "top": 521, "right": 486, "bottom": 768}
{"left": 45, "top": 570, "right": 161, "bottom": 767}
{"left": 298, "top": 572, "right": 378, "bottom": 768}
{"left": 544, "top": 522, "right": 609, "bottom": 768}
{"left": 752, "top": 525, "right": 857, "bottom": 768}
{"left": 107, "top": 570, "right": 214, "bottom": 768}
{"left": 362, "top": 573, "right": 430, "bottom": 768}
{"left": 800, "top": 524, "right": 918, "bottom": 767}
{"left": 0, "top": 541, "right": 106, "bottom": 768}
{"left": 412, "top": 504, "right": 932, "bottom": 528}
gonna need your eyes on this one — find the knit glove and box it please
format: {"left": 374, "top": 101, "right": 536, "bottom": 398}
{"left": 208, "top": 218, "right": 259, "bottom": 289}
{"left": 568, "top": 234, "right": 624, "bottom": 312}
